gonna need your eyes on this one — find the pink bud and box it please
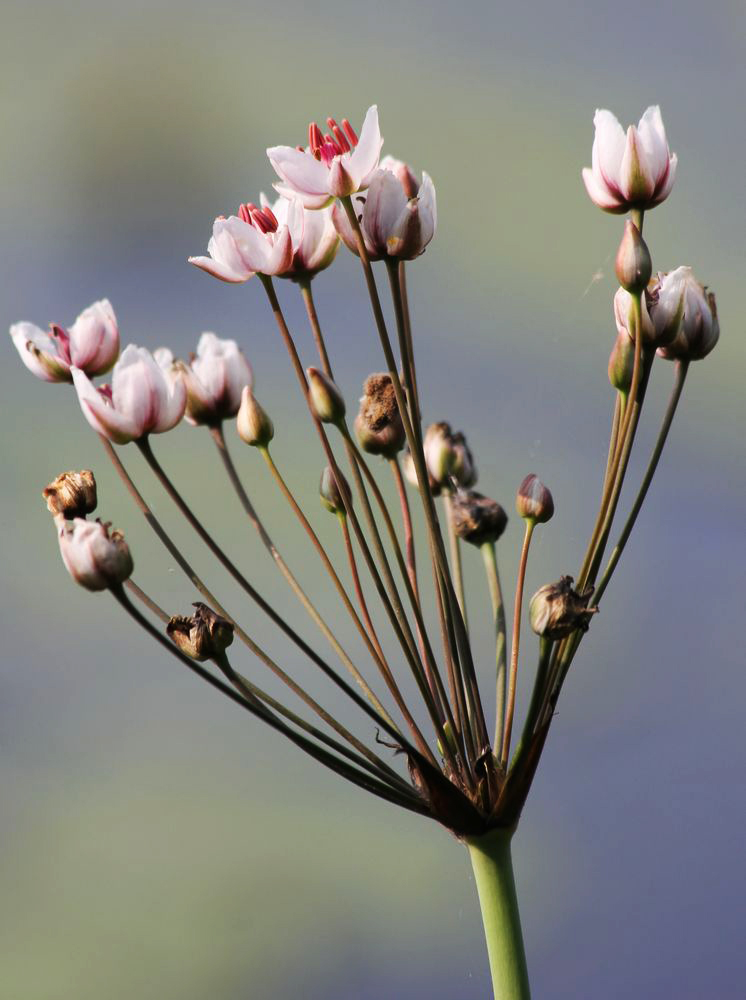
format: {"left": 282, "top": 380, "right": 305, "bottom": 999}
{"left": 58, "top": 518, "right": 133, "bottom": 591}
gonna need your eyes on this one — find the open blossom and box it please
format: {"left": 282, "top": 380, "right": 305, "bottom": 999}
{"left": 166, "top": 333, "right": 253, "bottom": 426}
{"left": 582, "top": 106, "right": 677, "bottom": 214}
{"left": 332, "top": 159, "right": 436, "bottom": 261}
{"left": 267, "top": 106, "right": 383, "bottom": 209}
{"left": 71, "top": 344, "right": 186, "bottom": 444}
{"left": 658, "top": 269, "right": 719, "bottom": 361}
{"left": 58, "top": 517, "right": 133, "bottom": 591}
{"left": 266, "top": 195, "right": 339, "bottom": 279}
{"left": 10, "top": 299, "right": 119, "bottom": 383}
{"left": 189, "top": 199, "right": 304, "bottom": 282}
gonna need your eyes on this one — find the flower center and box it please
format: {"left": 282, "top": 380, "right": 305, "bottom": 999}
{"left": 308, "top": 117, "right": 359, "bottom": 167}
{"left": 238, "top": 202, "right": 279, "bottom": 234}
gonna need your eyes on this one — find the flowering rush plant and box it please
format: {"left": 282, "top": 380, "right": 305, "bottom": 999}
{"left": 12, "top": 104, "right": 718, "bottom": 997}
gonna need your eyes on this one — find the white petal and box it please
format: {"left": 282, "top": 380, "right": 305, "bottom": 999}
{"left": 581, "top": 167, "right": 626, "bottom": 213}
{"left": 348, "top": 106, "right": 383, "bottom": 186}
{"left": 71, "top": 365, "right": 140, "bottom": 443}
{"left": 263, "top": 226, "right": 294, "bottom": 275}
{"left": 267, "top": 146, "right": 330, "bottom": 196}
{"left": 363, "top": 169, "right": 407, "bottom": 255}
{"left": 10, "top": 322, "right": 70, "bottom": 381}
{"left": 593, "top": 109, "right": 626, "bottom": 190}
{"left": 272, "top": 181, "right": 332, "bottom": 210}
{"left": 69, "top": 299, "right": 119, "bottom": 375}
{"left": 650, "top": 153, "right": 677, "bottom": 207}
{"left": 637, "top": 106, "right": 669, "bottom": 182}
{"left": 188, "top": 254, "right": 248, "bottom": 283}
{"left": 331, "top": 200, "right": 361, "bottom": 256}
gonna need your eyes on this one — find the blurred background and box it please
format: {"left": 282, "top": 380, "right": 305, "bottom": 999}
{"left": 2, "top": 1, "right": 745, "bottom": 997}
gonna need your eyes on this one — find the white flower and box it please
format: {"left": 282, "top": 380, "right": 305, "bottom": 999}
{"left": 71, "top": 344, "right": 186, "bottom": 444}
{"left": 10, "top": 299, "right": 119, "bottom": 383}
{"left": 658, "top": 269, "right": 719, "bottom": 361}
{"left": 189, "top": 199, "right": 304, "bottom": 282}
{"left": 267, "top": 106, "right": 383, "bottom": 209}
{"left": 267, "top": 195, "right": 339, "bottom": 279}
{"left": 582, "top": 106, "right": 677, "bottom": 214}
{"left": 176, "top": 332, "right": 253, "bottom": 426}
{"left": 331, "top": 163, "right": 436, "bottom": 261}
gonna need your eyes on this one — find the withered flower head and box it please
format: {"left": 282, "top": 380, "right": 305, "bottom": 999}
{"left": 354, "top": 373, "right": 406, "bottom": 457}
{"left": 423, "top": 422, "right": 477, "bottom": 489}
{"left": 319, "top": 465, "right": 351, "bottom": 515}
{"left": 516, "top": 474, "right": 554, "bottom": 524}
{"left": 167, "top": 602, "right": 234, "bottom": 661}
{"left": 449, "top": 489, "right": 508, "bottom": 547}
{"left": 43, "top": 470, "right": 97, "bottom": 520}
{"left": 529, "top": 576, "right": 598, "bottom": 640}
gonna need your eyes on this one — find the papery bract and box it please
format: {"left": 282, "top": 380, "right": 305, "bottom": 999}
{"left": 332, "top": 163, "right": 436, "bottom": 261}
{"left": 189, "top": 200, "right": 303, "bottom": 282}
{"left": 173, "top": 332, "right": 253, "bottom": 426}
{"left": 71, "top": 344, "right": 187, "bottom": 444}
{"left": 582, "top": 106, "right": 677, "bottom": 214}
{"left": 267, "top": 106, "right": 383, "bottom": 210}
{"left": 58, "top": 517, "right": 133, "bottom": 591}
{"left": 10, "top": 299, "right": 119, "bottom": 383}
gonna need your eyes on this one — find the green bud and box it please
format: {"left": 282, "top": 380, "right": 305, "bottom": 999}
{"left": 319, "top": 465, "right": 351, "bottom": 515}
{"left": 236, "top": 386, "right": 274, "bottom": 448}
{"left": 615, "top": 220, "right": 652, "bottom": 294}
{"left": 307, "top": 366, "right": 346, "bottom": 424}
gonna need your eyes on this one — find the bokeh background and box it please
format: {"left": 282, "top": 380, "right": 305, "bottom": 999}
{"left": 2, "top": 1, "right": 745, "bottom": 997}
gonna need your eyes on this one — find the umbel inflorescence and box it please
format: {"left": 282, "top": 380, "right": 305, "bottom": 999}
{"left": 12, "top": 105, "right": 718, "bottom": 838}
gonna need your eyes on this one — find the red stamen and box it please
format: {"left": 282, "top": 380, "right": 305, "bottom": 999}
{"left": 341, "top": 119, "right": 358, "bottom": 147}
{"left": 262, "top": 205, "right": 279, "bottom": 229}
{"left": 328, "top": 120, "right": 351, "bottom": 153}
{"left": 249, "top": 208, "right": 270, "bottom": 233}
{"left": 238, "top": 204, "right": 252, "bottom": 223}
{"left": 308, "top": 122, "right": 323, "bottom": 159}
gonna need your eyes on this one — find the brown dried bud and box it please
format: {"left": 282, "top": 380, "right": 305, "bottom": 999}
{"left": 516, "top": 474, "right": 554, "bottom": 523}
{"left": 529, "top": 576, "right": 598, "bottom": 639}
{"left": 615, "top": 220, "right": 652, "bottom": 294}
{"left": 167, "top": 602, "right": 234, "bottom": 661}
{"left": 43, "top": 470, "right": 97, "bottom": 520}
{"left": 307, "top": 366, "right": 346, "bottom": 424}
{"left": 354, "top": 373, "right": 405, "bottom": 457}
{"left": 319, "top": 465, "right": 351, "bottom": 515}
{"left": 236, "top": 386, "right": 274, "bottom": 448}
{"left": 449, "top": 489, "right": 508, "bottom": 546}
{"left": 608, "top": 329, "right": 635, "bottom": 393}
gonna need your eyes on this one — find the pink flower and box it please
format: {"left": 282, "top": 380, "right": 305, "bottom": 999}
{"left": 266, "top": 194, "right": 339, "bottom": 279}
{"left": 170, "top": 332, "right": 253, "bottom": 426}
{"left": 657, "top": 268, "right": 719, "bottom": 361}
{"left": 582, "top": 106, "right": 677, "bottom": 214}
{"left": 71, "top": 344, "right": 186, "bottom": 444}
{"left": 10, "top": 299, "right": 119, "bottom": 383}
{"left": 614, "top": 267, "right": 690, "bottom": 348}
{"left": 188, "top": 199, "right": 304, "bottom": 282}
{"left": 267, "top": 106, "right": 383, "bottom": 209}
{"left": 58, "top": 517, "right": 133, "bottom": 591}
{"left": 331, "top": 161, "right": 436, "bottom": 261}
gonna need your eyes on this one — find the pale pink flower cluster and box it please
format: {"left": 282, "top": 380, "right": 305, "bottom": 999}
{"left": 11, "top": 299, "right": 119, "bottom": 382}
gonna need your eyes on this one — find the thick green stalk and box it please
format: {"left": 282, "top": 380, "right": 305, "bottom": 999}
{"left": 466, "top": 829, "right": 531, "bottom": 999}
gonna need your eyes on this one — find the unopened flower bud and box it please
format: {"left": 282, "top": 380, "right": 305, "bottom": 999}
{"left": 307, "top": 367, "right": 346, "bottom": 424}
{"left": 449, "top": 490, "right": 508, "bottom": 546}
{"left": 529, "top": 576, "right": 598, "bottom": 639}
{"left": 58, "top": 517, "right": 133, "bottom": 591}
{"left": 236, "top": 385, "right": 274, "bottom": 447}
{"left": 615, "top": 220, "right": 652, "bottom": 294}
{"left": 516, "top": 474, "right": 554, "bottom": 523}
{"left": 423, "top": 422, "right": 477, "bottom": 489}
{"left": 43, "top": 470, "right": 97, "bottom": 520}
{"left": 319, "top": 465, "right": 351, "bottom": 515}
{"left": 167, "top": 602, "right": 234, "bottom": 661}
{"left": 657, "top": 270, "right": 719, "bottom": 362}
{"left": 355, "top": 373, "right": 406, "bottom": 457}
{"left": 608, "top": 329, "right": 635, "bottom": 393}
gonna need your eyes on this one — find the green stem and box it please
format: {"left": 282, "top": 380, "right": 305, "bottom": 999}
{"left": 481, "top": 542, "right": 507, "bottom": 752}
{"left": 466, "top": 828, "right": 531, "bottom": 999}
{"left": 443, "top": 489, "right": 468, "bottom": 630}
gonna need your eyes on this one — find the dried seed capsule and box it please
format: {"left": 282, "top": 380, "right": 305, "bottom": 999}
{"left": 449, "top": 489, "right": 508, "bottom": 546}
{"left": 529, "top": 576, "right": 598, "bottom": 639}
{"left": 355, "top": 373, "right": 406, "bottom": 457}
{"left": 43, "top": 470, "right": 97, "bottom": 520}
{"left": 167, "top": 603, "right": 234, "bottom": 661}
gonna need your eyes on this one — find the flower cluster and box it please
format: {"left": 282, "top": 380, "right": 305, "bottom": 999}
{"left": 10, "top": 101, "right": 721, "bottom": 995}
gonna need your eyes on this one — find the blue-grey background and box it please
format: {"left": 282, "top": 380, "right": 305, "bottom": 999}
{"left": 2, "top": 1, "right": 744, "bottom": 997}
